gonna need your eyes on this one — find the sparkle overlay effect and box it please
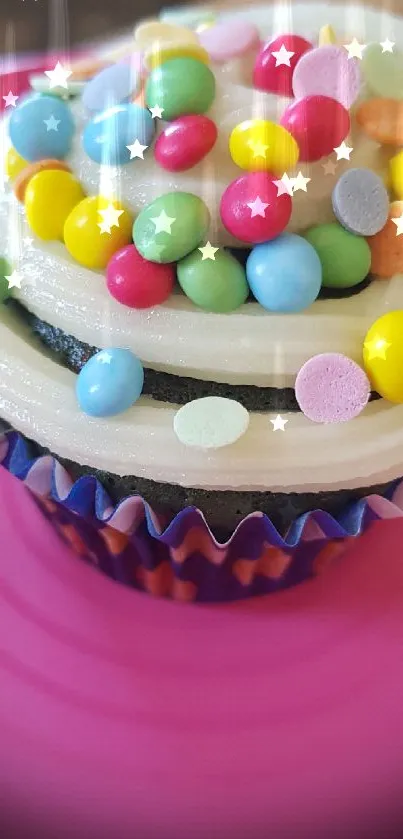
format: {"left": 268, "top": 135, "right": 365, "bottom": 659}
{"left": 45, "top": 61, "right": 72, "bottom": 89}
{"left": 270, "top": 415, "right": 288, "bottom": 432}
{"left": 97, "top": 204, "right": 123, "bottom": 235}
{"left": 272, "top": 44, "right": 295, "bottom": 67}
{"left": 150, "top": 210, "right": 176, "bottom": 234}
{"left": 334, "top": 141, "right": 353, "bottom": 161}
{"left": 199, "top": 242, "right": 219, "bottom": 260}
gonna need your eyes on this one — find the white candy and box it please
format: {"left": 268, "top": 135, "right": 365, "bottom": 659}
{"left": 173, "top": 396, "right": 250, "bottom": 449}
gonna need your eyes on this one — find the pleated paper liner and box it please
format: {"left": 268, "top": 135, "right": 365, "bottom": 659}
{"left": 2, "top": 429, "right": 402, "bottom": 602}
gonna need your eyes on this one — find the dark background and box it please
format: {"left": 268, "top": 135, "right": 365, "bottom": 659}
{"left": 0, "top": 0, "right": 188, "bottom": 52}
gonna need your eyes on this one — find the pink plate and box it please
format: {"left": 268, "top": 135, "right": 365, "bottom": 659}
{"left": 1, "top": 465, "right": 403, "bottom": 837}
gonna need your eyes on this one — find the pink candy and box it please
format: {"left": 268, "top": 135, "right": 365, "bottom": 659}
{"left": 253, "top": 34, "right": 312, "bottom": 97}
{"left": 154, "top": 115, "right": 218, "bottom": 172}
{"left": 220, "top": 172, "right": 292, "bottom": 245}
{"left": 198, "top": 18, "right": 260, "bottom": 63}
{"left": 106, "top": 244, "right": 174, "bottom": 309}
{"left": 292, "top": 45, "right": 361, "bottom": 110}
{"left": 295, "top": 353, "right": 370, "bottom": 424}
{"left": 280, "top": 95, "right": 350, "bottom": 162}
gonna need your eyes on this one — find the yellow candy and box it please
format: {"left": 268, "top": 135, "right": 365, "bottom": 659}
{"left": 363, "top": 311, "right": 403, "bottom": 403}
{"left": 389, "top": 150, "right": 403, "bottom": 200}
{"left": 134, "top": 20, "right": 199, "bottom": 50}
{"left": 5, "top": 147, "right": 28, "bottom": 181}
{"left": 318, "top": 24, "right": 337, "bottom": 46}
{"left": 64, "top": 196, "right": 133, "bottom": 270}
{"left": 25, "top": 170, "right": 85, "bottom": 241}
{"left": 229, "top": 119, "right": 299, "bottom": 174}
{"left": 145, "top": 42, "right": 210, "bottom": 70}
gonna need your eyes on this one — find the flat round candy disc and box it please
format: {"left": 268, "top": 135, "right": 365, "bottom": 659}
{"left": 362, "top": 42, "right": 403, "bottom": 100}
{"left": 332, "top": 168, "right": 389, "bottom": 237}
{"left": 198, "top": 18, "right": 259, "bottom": 62}
{"left": 292, "top": 45, "right": 361, "bottom": 109}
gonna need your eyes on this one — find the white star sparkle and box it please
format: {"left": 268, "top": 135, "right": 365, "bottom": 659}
{"left": 149, "top": 105, "right": 164, "bottom": 119}
{"left": 98, "top": 351, "right": 113, "bottom": 364}
{"left": 2, "top": 91, "right": 18, "bottom": 108}
{"left": 150, "top": 210, "right": 176, "bottom": 234}
{"left": 23, "top": 236, "right": 34, "bottom": 249}
{"left": 344, "top": 37, "right": 366, "bottom": 60}
{"left": 198, "top": 242, "right": 219, "bottom": 261}
{"left": 97, "top": 203, "right": 124, "bottom": 235}
{"left": 43, "top": 115, "right": 60, "bottom": 132}
{"left": 270, "top": 414, "right": 288, "bottom": 432}
{"left": 334, "top": 141, "right": 353, "bottom": 161}
{"left": 5, "top": 270, "right": 23, "bottom": 291}
{"left": 247, "top": 139, "right": 269, "bottom": 160}
{"left": 291, "top": 171, "right": 311, "bottom": 192}
{"left": 392, "top": 213, "right": 403, "bottom": 236}
{"left": 273, "top": 173, "right": 294, "bottom": 197}
{"left": 126, "top": 139, "right": 148, "bottom": 160}
{"left": 380, "top": 38, "right": 395, "bottom": 53}
{"left": 271, "top": 44, "right": 295, "bottom": 67}
{"left": 45, "top": 61, "right": 72, "bottom": 90}
{"left": 247, "top": 196, "right": 269, "bottom": 218}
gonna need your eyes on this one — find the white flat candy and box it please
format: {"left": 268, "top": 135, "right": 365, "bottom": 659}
{"left": 173, "top": 396, "right": 250, "bottom": 449}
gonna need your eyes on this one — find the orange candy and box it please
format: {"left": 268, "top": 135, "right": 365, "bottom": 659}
{"left": 356, "top": 98, "right": 403, "bottom": 147}
{"left": 14, "top": 159, "right": 71, "bottom": 202}
{"left": 367, "top": 201, "right": 403, "bottom": 278}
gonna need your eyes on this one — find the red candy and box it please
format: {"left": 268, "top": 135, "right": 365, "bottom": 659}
{"left": 253, "top": 34, "right": 312, "bottom": 97}
{"left": 220, "top": 172, "right": 292, "bottom": 244}
{"left": 154, "top": 115, "right": 218, "bottom": 172}
{"left": 106, "top": 244, "right": 175, "bottom": 309}
{"left": 280, "top": 95, "right": 350, "bottom": 162}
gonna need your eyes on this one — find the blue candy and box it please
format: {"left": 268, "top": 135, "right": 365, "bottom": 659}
{"left": 82, "top": 62, "right": 140, "bottom": 112}
{"left": 9, "top": 94, "right": 75, "bottom": 162}
{"left": 76, "top": 348, "right": 144, "bottom": 418}
{"left": 83, "top": 103, "right": 154, "bottom": 165}
{"left": 246, "top": 233, "right": 322, "bottom": 313}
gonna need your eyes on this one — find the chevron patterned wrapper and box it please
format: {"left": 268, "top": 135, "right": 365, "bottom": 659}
{"left": 1, "top": 430, "right": 401, "bottom": 602}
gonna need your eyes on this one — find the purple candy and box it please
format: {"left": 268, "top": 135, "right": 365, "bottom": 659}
{"left": 295, "top": 352, "right": 370, "bottom": 423}
{"left": 83, "top": 61, "right": 140, "bottom": 112}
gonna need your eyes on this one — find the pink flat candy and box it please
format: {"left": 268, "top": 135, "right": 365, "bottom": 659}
{"left": 198, "top": 18, "right": 259, "bottom": 63}
{"left": 292, "top": 44, "right": 361, "bottom": 109}
{"left": 295, "top": 352, "right": 370, "bottom": 423}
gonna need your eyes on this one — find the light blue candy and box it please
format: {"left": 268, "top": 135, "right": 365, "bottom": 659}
{"left": 9, "top": 94, "right": 75, "bottom": 162}
{"left": 76, "top": 348, "right": 144, "bottom": 418}
{"left": 82, "top": 62, "right": 140, "bottom": 112}
{"left": 83, "top": 103, "right": 154, "bottom": 166}
{"left": 246, "top": 233, "right": 322, "bottom": 313}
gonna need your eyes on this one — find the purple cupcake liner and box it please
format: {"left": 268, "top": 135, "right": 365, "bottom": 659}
{"left": 2, "top": 429, "right": 403, "bottom": 602}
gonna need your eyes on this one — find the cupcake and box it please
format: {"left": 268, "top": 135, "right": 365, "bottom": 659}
{"left": 1, "top": 4, "right": 403, "bottom": 601}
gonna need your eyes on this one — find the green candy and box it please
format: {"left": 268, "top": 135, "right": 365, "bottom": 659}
{"left": 133, "top": 192, "right": 210, "bottom": 263}
{"left": 362, "top": 42, "right": 403, "bottom": 101}
{"left": 145, "top": 57, "right": 216, "bottom": 121}
{"left": 0, "top": 257, "right": 12, "bottom": 303}
{"left": 303, "top": 223, "right": 371, "bottom": 289}
{"left": 177, "top": 248, "right": 249, "bottom": 313}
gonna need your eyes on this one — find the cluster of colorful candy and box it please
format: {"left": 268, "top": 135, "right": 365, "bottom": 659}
{"left": 4, "top": 17, "right": 403, "bottom": 426}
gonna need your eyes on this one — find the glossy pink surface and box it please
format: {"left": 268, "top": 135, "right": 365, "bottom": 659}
{"left": 1, "top": 466, "right": 403, "bottom": 837}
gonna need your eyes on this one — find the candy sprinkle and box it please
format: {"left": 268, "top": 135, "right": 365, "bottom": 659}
{"left": 173, "top": 396, "right": 250, "bottom": 449}
{"left": 332, "top": 168, "right": 389, "bottom": 237}
{"left": 292, "top": 45, "right": 361, "bottom": 109}
{"left": 295, "top": 353, "right": 370, "bottom": 423}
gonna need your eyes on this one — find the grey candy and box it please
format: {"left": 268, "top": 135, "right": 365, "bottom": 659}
{"left": 332, "top": 167, "right": 389, "bottom": 237}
